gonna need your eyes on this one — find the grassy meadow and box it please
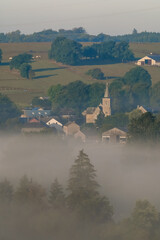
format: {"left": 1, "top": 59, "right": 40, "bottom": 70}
{"left": 0, "top": 42, "right": 160, "bottom": 107}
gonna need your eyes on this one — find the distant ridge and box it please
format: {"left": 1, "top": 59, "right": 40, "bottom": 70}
{"left": 1, "top": 28, "right": 160, "bottom": 43}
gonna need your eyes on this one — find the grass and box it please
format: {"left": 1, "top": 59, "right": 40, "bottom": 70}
{"left": 0, "top": 42, "right": 160, "bottom": 107}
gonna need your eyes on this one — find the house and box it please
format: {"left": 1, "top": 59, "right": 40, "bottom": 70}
{"left": 136, "top": 55, "right": 160, "bottom": 66}
{"left": 82, "top": 107, "right": 101, "bottom": 124}
{"left": 22, "top": 108, "right": 51, "bottom": 119}
{"left": 46, "top": 118, "right": 63, "bottom": 131}
{"left": 74, "top": 130, "right": 86, "bottom": 142}
{"left": 82, "top": 83, "right": 111, "bottom": 124}
{"left": 102, "top": 127, "right": 127, "bottom": 144}
{"left": 63, "top": 122, "right": 80, "bottom": 136}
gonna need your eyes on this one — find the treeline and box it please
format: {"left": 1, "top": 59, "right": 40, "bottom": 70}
{"left": 49, "top": 37, "right": 134, "bottom": 65}
{"left": 2, "top": 28, "right": 160, "bottom": 42}
{"left": 1, "top": 150, "right": 160, "bottom": 240}
{"left": 48, "top": 66, "right": 158, "bottom": 116}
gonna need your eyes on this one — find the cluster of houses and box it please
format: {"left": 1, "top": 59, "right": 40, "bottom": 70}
{"left": 19, "top": 58, "right": 156, "bottom": 144}
{"left": 19, "top": 84, "right": 128, "bottom": 144}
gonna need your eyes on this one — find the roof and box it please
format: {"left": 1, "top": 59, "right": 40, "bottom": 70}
{"left": 102, "top": 127, "right": 127, "bottom": 137}
{"left": 46, "top": 118, "right": 63, "bottom": 127}
{"left": 147, "top": 55, "right": 160, "bottom": 62}
{"left": 64, "top": 121, "right": 79, "bottom": 127}
{"left": 23, "top": 109, "right": 51, "bottom": 118}
{"left": 84, "top": 107, "right": 97, "bottom": 114}
{"left": 22, "top": 122, "right": 47, "bottom": 129}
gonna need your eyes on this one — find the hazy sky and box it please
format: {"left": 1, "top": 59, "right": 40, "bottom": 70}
{"left": 1, "top": 0, "right": 160, "bottom": 35}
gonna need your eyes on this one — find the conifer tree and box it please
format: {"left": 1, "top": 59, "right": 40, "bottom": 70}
{"left": 49, "top": 178, "right": 65, "bottom": 209}
{"left": 67, "top": 150, "right": 113, "bottom": 222}
{"left": 0, "top": 179, "right": 13, "bottom": 204}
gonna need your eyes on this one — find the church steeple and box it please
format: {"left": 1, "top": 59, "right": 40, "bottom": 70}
{"left": 102, "top": 82, "right": 111, "bottom": 117}
{"left": 104, "top": 82, "right": 109, "bottom": 98}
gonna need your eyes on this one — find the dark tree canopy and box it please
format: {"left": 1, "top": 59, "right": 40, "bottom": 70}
{"left": 48, "top": 81, "right": 105, "bottom": 114}
{"left": 86, "top": 68, "right": 105, "bottom": 80}
{"left": 20, "top": 63, "right": 33, "bottom": 79}
{"left": 0, "top": 93, "right": 20, "bottom": 126}
{"left": 49, "top": 37, "right": 82, "bottom": 65}
{"left": 10, "top": 53, "right": 33, "bottom": 70}
{"left": 0, "top": 48, "right": 2, "bottom": 63}
{"left": 109, "top": 67, "right": 152, "bottom": 113}
{"left": 128, "top": 112, "right": 160, "bottom": 142}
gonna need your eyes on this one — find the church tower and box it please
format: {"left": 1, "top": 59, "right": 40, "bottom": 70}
{"left": 102, "top": 83, "right": 111, "bottom": 117}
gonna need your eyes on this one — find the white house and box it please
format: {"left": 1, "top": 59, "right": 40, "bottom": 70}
{"left": 46, "top": 118, "right": 63, "bottom": 131}
{"left": 136, "top": 55, "right": 160, "bottom": 66}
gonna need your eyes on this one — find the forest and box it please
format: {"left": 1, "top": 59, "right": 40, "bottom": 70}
{"left": 1, "top": 28, "right": 160, "bottom": 43}
{"left": 0, "top": 145, "right": 160, "bottom": 240}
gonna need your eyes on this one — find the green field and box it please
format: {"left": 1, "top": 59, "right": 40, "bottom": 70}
{"left": 0, "top": 42, "right": 160, "bottom": 107}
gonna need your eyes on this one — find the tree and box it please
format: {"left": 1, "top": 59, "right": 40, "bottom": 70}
{"left": 0, "top": 179, "right": 13, "bottom": 204}
{"left": 67, "top": 150, "right": 113, "bottom": 222}
{"left": 124, "top": 67, "right": 151, "bottom": 87}
{"left": 0, "top": 48, "right": 2, "bottom": 63}
{"left": 0, "top": 93, "right": 20, "bottom": 126}
{"left": 49, "top": 179, "right": 65, "bottom": 209}
{"left": 128, "top": 112, "right": 160, "bottom": 142}
{"left": 20, "top": 63, "right": 33, "bottom": 79}
{"left": 32, "top": 97, "right": 51, "bottom": 109}
{"left": 10, "top": 53, "right": 32, "bottom": 70}
{"left": 15, "top": 175, "right": 46, "bottom": 206}
{"left": 131, "top": 200, "right": 159, "bottom": 230}
{"left": 86, "top": 68, "right": 105, "bottom": 80}
{"left": 49, "top": 37, "right": 82, "bottom": 65}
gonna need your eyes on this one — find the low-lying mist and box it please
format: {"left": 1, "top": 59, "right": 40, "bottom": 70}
{"left": 0, "top": 134, "right": 160, "bottom": 221}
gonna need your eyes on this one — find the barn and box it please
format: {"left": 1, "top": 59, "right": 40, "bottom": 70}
{"left": 136, "top": 55, "right": 160, "bottom": 66}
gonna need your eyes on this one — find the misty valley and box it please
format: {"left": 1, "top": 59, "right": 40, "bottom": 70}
{"left": 0, "top": 135, "right": 159, "bottom": 240}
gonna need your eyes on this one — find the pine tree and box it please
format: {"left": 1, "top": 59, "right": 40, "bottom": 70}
{"left": 0, "top": 179, "right": 13, "bottom": 204}
{"left": 49, "top": 178, "right": 65, "bottom": 209}
{"left": 67, "top": 150, "right": 113, "bottom": 222}
{"left": 15, "top": 175, "right": 46, "bottom": 206}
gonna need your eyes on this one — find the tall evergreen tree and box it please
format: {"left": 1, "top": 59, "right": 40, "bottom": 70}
{"left": 49, "top": 178, "right": 65, "bottom": 209}
{"left": 67, "top": 150, "right": 113, "bottom": 222}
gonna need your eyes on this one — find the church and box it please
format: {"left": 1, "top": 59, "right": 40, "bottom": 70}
{"left": 82, "top": 83, "right": 111, "bottom": 124}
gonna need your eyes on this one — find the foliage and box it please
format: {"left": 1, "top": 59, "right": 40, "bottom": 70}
{"left": 2, "top": 28, "right": 160, "bottom": 43}
{"left": 20, "top": 63, "right": 34, "bottom": 79}
{"left": 128, "top": 112, "right": 160, "bottom": 142}
{"left": 67, "top": 150, "right": 113, "bottom": 222}
{"left": 131, "top": 200, "right": 159, "bottom": 230}
{"left": 32, "top": 97, "right": 51, "bottom": 109}
{"left": 48, "top": 81, "right": 105, "bottom": 114}
{"left": 49, "top": 36, "right": 134, "bottom": 65}
{"left": 0, "top": 93, "right": 20, "bottom": 126}
{"left": 109, "top": 67, "right": 152, "bottom": 113}
{"left": 49, "top": 179, "right": 65, "bottom": 209}
{"left": 0, "top": 48, "right": 2, "bottom": 63}
{"left": 150, "top": 82, "right": 160, "bottom": 108}
{"left": 86, "top": 68, "right": 105, "bottom": 80}
{"left": 10, "top": 53, "right": 32, "bottom": 70}
{"left": 96, "top": 113, "right": 129, "bottom": 132}
{"left": 15, "top": 175, "right": 46, "bottom": 206}
{"left": 0, "top": 179, "right": 13, "bottom": 204}
{"left": 49, "top": 37, "right": 82, "bottom": 65}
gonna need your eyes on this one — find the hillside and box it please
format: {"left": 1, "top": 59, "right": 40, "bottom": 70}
{"left": 0, "top": 42, "right": 160, "bottom": 107}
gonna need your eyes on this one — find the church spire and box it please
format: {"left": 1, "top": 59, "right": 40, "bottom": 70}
{"left": 104, "top": 82, "right": 109, "bottom": 98}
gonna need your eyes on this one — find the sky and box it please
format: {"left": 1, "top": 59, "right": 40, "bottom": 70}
{"left": 1, "top": 0, "right": 160, "bottom": 35}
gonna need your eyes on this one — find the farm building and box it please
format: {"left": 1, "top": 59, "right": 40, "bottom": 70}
{"left": 136, "top": 55, "right": 160, "bottom": 66}
{"left": 102, "top": 127, "right": 127, "bottom": 144}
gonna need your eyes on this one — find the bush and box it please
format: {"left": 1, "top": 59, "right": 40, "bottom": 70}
{"left": 86, "top": 68, "right": 105, "bottom": 80}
